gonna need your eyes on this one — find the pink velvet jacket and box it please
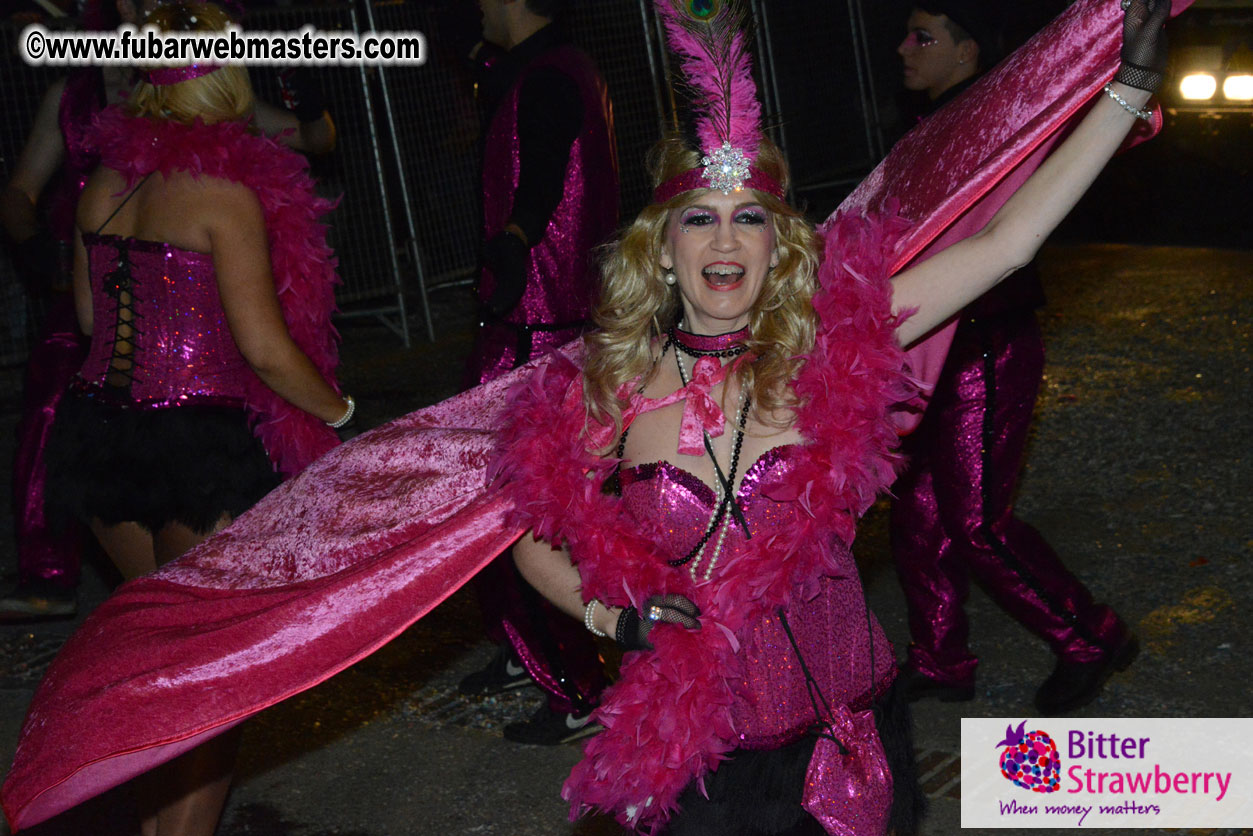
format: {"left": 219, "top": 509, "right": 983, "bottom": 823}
{"left": 2, "top": 1, "right": 1184, "bottom": 830}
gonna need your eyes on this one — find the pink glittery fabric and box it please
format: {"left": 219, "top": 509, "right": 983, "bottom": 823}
{"left": 12, "top": 295, "right": 87, "bottom": 587}
{"left": 49, "top": 70, "right": 104, "bottom": 244}
{"left": 620, "top": 450, "right": 895, "bottom": 751}
{"left": 466, "top": 41, "right": 618, "bottom": 713}
{"left": 78, "top": 234, "right": 251, "bottom": 408}
{"left": 468, "top": 44, "right": 618, "bottom": 381}
{"left": 892, "top": 314, "right": 1128, "bottom": 685}
{"left": 839, "top": 0, "right": 1188, "bottom": 430}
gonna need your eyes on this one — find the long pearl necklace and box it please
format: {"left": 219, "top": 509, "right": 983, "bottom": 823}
{"left": 673, "top": 348, "right": 750, "bottom": 581}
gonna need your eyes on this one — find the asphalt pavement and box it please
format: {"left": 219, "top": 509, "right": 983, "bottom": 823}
{"left": 2, "top": 241, "right": 1250, "bottom": 835}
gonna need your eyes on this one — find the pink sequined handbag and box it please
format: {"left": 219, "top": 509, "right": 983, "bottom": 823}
{"left": 779, "top": 610, "right": 894, "bottom": 835}
{"left": 801, "top": 705, "right": 893, "bottom": 835}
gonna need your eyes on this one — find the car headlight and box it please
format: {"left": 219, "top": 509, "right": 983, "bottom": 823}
{"left": 1180, "top": 73, "right": 1218, "bottom": 100}
{"left": 1222, "top": 74, "right": 1253, "bottom": 101}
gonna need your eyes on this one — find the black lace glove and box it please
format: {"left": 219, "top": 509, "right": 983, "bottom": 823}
{"left": 1115, "top": 0, "right": 1171, "bottom": 93}
{"left": 278, "top": 68, "right": 328, "bottom": 123}
{"left": 10, "top": 229, "right": 61, "bottom": 297}
{"left": 479, "top": 230, "right": 529, "bottom": 319}
{"left": 615, "top": 594, "right": 701, "bottom": 652}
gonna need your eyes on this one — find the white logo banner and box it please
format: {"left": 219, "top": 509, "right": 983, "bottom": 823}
{"left": 962, "top": 718, "right": 1253, "bottom": 828}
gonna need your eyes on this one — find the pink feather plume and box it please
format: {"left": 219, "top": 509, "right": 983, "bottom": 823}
{"left": 655, "top": 0, "right": 762, "bottom": 157}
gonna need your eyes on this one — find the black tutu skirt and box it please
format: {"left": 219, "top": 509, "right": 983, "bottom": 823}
{"left": 46, "top": 383, "right": 280, "bottom": 534}
{"left": 669, "top": 677, "right": 925, "bottom": 836}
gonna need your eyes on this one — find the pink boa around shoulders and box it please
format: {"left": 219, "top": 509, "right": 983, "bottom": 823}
{"left": 493, "top": 209, "right": 914, "bottom": 833}
{"left": 89, "top": 106, "right": 341, "bottom": 477}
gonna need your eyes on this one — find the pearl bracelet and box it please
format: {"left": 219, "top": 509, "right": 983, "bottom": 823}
{"left": 328, "top": 395, "right": 356, "bottom": 428}
{"left": 584, "top": 599, "right": 608, "bottom": 637}
{"left": 1103, "top": 83, "right": 1153, "bottom": 122}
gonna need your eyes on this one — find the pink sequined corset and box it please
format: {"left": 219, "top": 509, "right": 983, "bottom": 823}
{"left": 78, "top": 233, "right": 252, "bottom": 408}
{"left": 620, "top": 447, "right": 895, "bottom": 750}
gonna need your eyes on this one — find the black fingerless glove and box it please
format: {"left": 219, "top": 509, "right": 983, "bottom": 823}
{"left": 1115, "top": 0, "right": 1171, "bottom": 93}
{"left": 480, "top": 230, "right": 529, "bottom": 319}
{"left": 615, "top": 594, "right": 702, "bottom": 652}
{"left": 278, "top": 68, "right": 328, "bottom": 123}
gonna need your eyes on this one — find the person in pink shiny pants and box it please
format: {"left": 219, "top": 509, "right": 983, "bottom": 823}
{"left": 891, "top": 0, "right": 1136, "bottom": 715}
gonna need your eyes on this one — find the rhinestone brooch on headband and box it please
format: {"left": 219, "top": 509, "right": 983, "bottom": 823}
{"left": 702, "top": 142, "right": 751, "bottom": 193}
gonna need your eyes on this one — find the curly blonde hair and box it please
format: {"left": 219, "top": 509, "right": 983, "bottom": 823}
{"left": 127, "top": 2, "right": 253, "bottom": 125}
{"left": 583, "top": 136, "right": 820, "bottom": 440}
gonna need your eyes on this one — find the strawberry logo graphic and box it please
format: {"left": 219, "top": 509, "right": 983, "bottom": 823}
{"left": 996, "top": 720, "right": 1061, "bottom": 793}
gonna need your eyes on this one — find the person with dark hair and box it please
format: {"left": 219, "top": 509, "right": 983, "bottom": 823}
{"left": 899, "top": 0, "right": 1000, "bottom": 105}
{"left": 890, "top": 0, "right": 1138, "bottom": 714}
{"left": 459, "top": 0, "right": 619, "bottom": 744}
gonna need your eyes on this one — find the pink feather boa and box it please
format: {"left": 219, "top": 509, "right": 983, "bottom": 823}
{"left": 494, "top": 208, "right": 915, "bottom": 832}
{"left": 88, "top": 107, "right": 341, "bottom": 477}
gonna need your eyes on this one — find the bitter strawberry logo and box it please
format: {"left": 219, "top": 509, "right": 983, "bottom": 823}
{"left": 996, "top": 720, "right": 1061, "bottom": 793}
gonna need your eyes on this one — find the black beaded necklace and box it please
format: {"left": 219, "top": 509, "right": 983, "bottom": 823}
{"left": 665, "top": 324, "right": 751, "bottom": 359}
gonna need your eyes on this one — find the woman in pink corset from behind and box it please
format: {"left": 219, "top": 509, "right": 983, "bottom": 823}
{"left": 42, "top": 3, "right": 350, "bottom": 834}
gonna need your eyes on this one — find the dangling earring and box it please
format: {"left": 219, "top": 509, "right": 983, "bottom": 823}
{"left": 664, "top": 271, "right": 677, "bottom": 286}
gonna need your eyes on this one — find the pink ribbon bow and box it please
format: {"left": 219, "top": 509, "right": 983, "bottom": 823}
{"left": 625, "top": 354, "right": 754, "bottom": 458}
{"left": 676, "top": 356, "right": 726, "bottom": 456}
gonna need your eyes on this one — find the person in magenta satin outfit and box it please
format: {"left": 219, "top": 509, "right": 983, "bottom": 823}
{"left": 459, "top": 0, "right": 619, "bottom": 745}
{"left": 890, "top": 0, "right": 1136, "bottom": 716}
{"left": 500, "top": 1, "right": 1169, "bottom": 832}
{"left": 39, "top": 4, "right": 351, "bottom": 834}
{"left": 0, "top": 0, "right": 137, "bottom": 621}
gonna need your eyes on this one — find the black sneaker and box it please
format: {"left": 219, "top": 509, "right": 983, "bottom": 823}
{"left": 0, "top": 579, "right": 78, "bottom": 621}
{"left": 503, "top": 703, "right": 601, "bottom": 746}
{"left": 458, "top": 646, "right": 532, "bottom": 696}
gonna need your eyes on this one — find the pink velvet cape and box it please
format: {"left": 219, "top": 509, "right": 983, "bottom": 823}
{"left": 2, "top": 0, "right": 1186, "bottom": 828}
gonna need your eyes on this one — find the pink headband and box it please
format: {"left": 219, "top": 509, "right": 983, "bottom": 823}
{"left": 144, "top": 63, "right": 220, "bottom": 86}
{"left": 653, "top": 158, "right": 785, "bottom": 204}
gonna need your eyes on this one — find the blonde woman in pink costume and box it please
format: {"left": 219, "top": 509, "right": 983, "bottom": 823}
{"left": 42, "top": 4, "right": 349, "bottom": 833}
{"left": 498, "top": 0, "right": 1170, "bottom": 832}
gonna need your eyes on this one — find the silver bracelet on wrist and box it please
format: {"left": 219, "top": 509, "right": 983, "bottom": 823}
{"left": 584, "top": 599, "right": 608, "bottom": 637}
{"left": 1103, "top": 83, "right": 1153, "bottom": 122}
{"left": 328, "top": 395, "right": 355, "bottom": 428}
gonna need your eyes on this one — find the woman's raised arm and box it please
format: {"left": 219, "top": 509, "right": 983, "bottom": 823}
{"left": 890, "top": 0, "right": 1169, "bottom": 347}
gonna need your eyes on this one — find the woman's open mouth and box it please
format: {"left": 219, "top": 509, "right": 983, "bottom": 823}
{"left": 701, "top": 262, "right": 745, "bottom": 291}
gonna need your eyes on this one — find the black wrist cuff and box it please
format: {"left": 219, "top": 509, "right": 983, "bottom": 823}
{"left": 1114, "top": 61, "right": 1164, "bottom": 93}
{"left": 616, "top": 606, "right": 641, "bottom": 650}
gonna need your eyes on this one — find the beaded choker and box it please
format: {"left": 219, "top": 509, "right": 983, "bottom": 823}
{"left": 666, "top": 324, "right": 750, "bottom": 359}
